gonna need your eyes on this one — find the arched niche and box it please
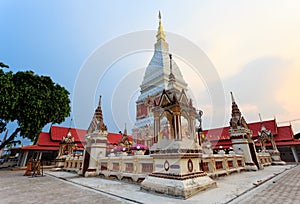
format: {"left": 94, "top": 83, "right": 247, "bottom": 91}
{"left": 181, "top": 115, "right": 189, "bottom": 138}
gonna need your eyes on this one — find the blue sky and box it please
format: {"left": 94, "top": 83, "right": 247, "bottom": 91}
{"left": 1, "top": 1, "right": 300, "bottom": 145}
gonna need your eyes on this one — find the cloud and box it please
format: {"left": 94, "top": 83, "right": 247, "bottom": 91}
{"left": 219, "top": 56, "right": 295, "bottom": 126}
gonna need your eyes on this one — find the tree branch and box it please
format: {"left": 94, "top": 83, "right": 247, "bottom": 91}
{"left": 0, "top": 128, "right": 21, "bottom": 150}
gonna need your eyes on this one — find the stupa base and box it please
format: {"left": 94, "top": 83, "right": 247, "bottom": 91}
{"left": 141, "top": 173, "right": 216, "bottom": 199}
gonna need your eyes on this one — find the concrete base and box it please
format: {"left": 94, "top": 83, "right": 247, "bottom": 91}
{"left": 84, "top": 169, "right": 98, "bottom": 177}
{"left": 270, "top": 151, "right": 286, "bottom": 165}
{"left": 84, "top": 172, "right": 98, "bottom": 177}
{"left": 245, "top": 164, "right": 258, "bottom": 171}
{"left": 55, "top": 157, "right": 67, "bottom": 168}
{"left": 272, "top": 161, "right": 286, "bottom": 165}
{"left": 141, "top": 174, "right": 217, "bottom": 199}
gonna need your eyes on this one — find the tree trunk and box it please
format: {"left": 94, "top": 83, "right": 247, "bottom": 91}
{"left": 0, "top": 128, "right": 21, "bottom": 150}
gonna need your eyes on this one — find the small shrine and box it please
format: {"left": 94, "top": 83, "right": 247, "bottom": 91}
{"left": 79, "top": 96, "right": 109, "bottom": 177}
{"left": 55, "top": 126, "right": 76, "bottom": 168}
{"left": 258, "top": 114, "right": 285, "bottom": 165}
{"left": 229, "top": 92, "right": 262, "bottom": 170}
{"left": 141, "top": 54, "right": 216, "bottom": 199}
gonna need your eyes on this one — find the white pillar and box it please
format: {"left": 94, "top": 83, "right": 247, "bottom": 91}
{"left": 38, "top": 152, "right": 43, "bottom": 160}
{"left": 21, "top": 151, "right": 29, "bottom": 167}
{"left": 291, "top": 146, "right": 299, "bottom": 162}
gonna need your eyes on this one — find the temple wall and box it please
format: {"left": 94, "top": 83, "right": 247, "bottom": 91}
{"left": 62, "top": 152, "right": 272, "bottom": 179}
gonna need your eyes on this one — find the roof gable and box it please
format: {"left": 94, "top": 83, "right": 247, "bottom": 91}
{"left": 158, "top": 90, "right": 172, "bottom": 107}
{"left": 179, "top": 90, "right": 188, "bottom": 105}
{"left": 50, "top": 126, "right": 86, "bottom": 143}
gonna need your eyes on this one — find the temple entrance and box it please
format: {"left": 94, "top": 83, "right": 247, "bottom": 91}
{"left": 82, "top": 147, "right": 91, "bottom": 175}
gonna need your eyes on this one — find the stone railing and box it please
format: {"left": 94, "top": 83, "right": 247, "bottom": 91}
{"left": 61, "top": 151, "right": 270, "bottom": 179}
{"left": 98, "top": 155, "right": 153, "bottom": 182}
{"left": 201, "top": 153, "right": 246, "bottom": 178}
{"left": 63, "top": 155, "right": 83, "bottom": 172}
{"left": 257, "top": 152, "right": 272, "bottom": 166}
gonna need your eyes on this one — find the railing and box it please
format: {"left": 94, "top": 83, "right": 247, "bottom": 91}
{"left": 257, "top": 152, "right": 272, "bottom": 166}
{"left": 98, "top": 155, "right": 153, "bottom": 182}
{"left": 62, "top": 150, "right": 272, "bottom": 180}
{"left": 63, "top": 155, "right": 83, "bottom": 172}
{"left": 201, "top": 154, "right": 246, "bottom": 178}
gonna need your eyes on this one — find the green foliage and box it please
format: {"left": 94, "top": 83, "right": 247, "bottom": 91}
{"left": 0, "top": 62, "right": 9, "bottom": 68}
{"left": 0, "top": 64, "right": 71, "bottom": 149}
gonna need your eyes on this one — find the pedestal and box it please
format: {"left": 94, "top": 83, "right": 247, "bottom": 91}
{"left": 269, "top": 150, "right": 286, "bottom": 165}
{"left": 141, "top": 137, "right": 216, "bottom": 199}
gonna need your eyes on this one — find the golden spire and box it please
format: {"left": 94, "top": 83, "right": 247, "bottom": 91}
{"left": 156, "top": 11, "right": 166, "bottom": 41}
{"left": 230, "top": 92, "right": 241, "bottom": 118}
{"left": 124, "top": 123, "right": 127, "bottom": 136}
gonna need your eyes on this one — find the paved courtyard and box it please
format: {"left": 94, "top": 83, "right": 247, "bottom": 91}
{"left": 231, "top": 164, "right": 300, "bottom": 204}
{"left": 1, "top": 164, "right": 299, "bottom": 204}
{"left": 0, "top": 170, "right": 131, "bottom": 204}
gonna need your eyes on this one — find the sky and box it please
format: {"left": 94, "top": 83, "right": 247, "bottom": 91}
{"left": 1, "top": 0, "right": 300, "bottom": 145}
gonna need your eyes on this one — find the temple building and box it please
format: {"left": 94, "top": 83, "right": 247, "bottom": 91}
{"left": 18, "top": 126, "right": 86, "bottom": 167}
{"left": 18, "top": 98, "right": 132, "bottom": 168}
{"left": 204, "top": 117, "right": 300, "bottom": 163}
{"left": 132, "top": 12, "right": 189, "bottom": 147}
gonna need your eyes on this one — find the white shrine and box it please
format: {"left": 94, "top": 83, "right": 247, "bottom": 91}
{"left": 79, "top": 96, "right": 109, "bottom": 177}
{"left": 229, "top": 92, "right": 263, "bottom": 170}
{"left": 140, "top": 54, "right": 216, "bottom": 198}
{"left": 132, "top": 11, "right": 188, "bottom": 146}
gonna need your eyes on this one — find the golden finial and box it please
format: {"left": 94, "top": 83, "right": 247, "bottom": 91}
{"left": 156, "top": 11, "right": 166, "bottom": 41}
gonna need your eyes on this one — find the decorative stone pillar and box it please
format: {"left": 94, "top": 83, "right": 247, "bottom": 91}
{"left": 80, "top": 95, "right": 110, "bottom": 177}
{"left": 229, "top": 92, "right": 261, "bottom": 171}
{"left": 84, "top": 130, "right": 108, "bottom": 177}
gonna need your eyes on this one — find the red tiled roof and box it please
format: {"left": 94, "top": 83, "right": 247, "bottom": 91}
{"left": 50, "top": 126, "right": 86, "bottom": 143}
{"left": 204, "top": 119, "right": 278, "bottom": 141}
{"left": 204, "top": 127, "right": 230, "bottom": 141}
{"left": 204, "top": 119, "right": 298, "bottom": 148}
{"left": 22, "top": 145, "right": 59, "bottom": 151}
{"left": 276, "top": 126, "right": 295, "bottom": 141}
{"left": 37, "top": 132, "right": 59, "bottom": 147}
{"left": 107, "top": 133, "right": 133, "bottom": 145}
{"left": 22, "top": 126, "right": 131, "bottom": 151}
{"left": 248, "top": 119, "right": 278, "bottom": 136}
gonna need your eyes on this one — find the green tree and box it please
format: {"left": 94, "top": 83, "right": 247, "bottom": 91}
{"left": 0, "top": 62, "right": 71, "bottom": 150}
